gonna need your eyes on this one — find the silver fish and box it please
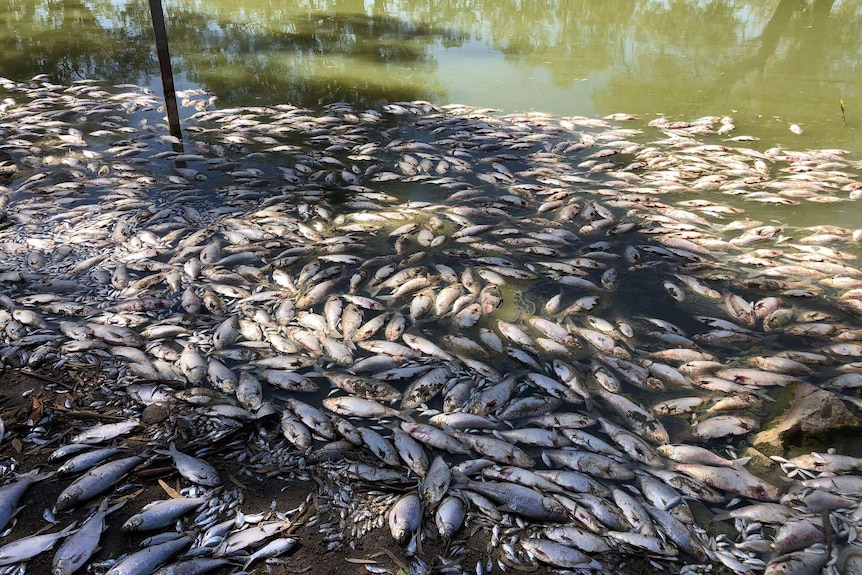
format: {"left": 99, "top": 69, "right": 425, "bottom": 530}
{"left": 53, "top": 498, "right": 123, "bottom": 575}
{"left": 160, "top": 443, "right": 220, "bottom": 487}
{"left": 0, "top": 523, "right": 77, "bottom": 566}
{"left": 388, "top": 493, "right": 422, "bottom": 546}
{"left": 105, "top": 535, "right": 193, "bottom": 575}
{"left": 122, "top": 497, "right": 207, "bottom": 532}
{"left": 242, "top": 537, "right": 297, "bottom": 570}
{"left": 56, "top": 456, "right": 144, "bottom": 512}
{"left": 0, "top": 470, "right": 53, "bottom": 531}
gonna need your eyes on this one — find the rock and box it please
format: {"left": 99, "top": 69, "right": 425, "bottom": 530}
{"left": 741, "top": 447, "right": 775, "bottom": 476}
{"left": 142, "top": 403, "right": 170, "bottom": 425}
{"left": 753, "top": 382, "right": 862, "bottom": 456}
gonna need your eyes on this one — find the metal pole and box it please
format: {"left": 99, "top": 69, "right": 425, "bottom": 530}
{"left": 149, "top": 0, "right": 183, "bottom": 142}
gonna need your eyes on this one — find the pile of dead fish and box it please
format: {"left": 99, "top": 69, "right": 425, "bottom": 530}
{"left": 0, "top": 448, "right": 309, "bottom": 575}
{"left": 0, "top": 74, "right": 861, "bottom": 575}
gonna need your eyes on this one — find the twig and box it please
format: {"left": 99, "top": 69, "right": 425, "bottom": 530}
{"left": 19, "top": 369, "right": 75, "bottom": 390}
{"left": 53, "top": 407, "right": 128, "bottom": 421}
{"left": 371, "top": 549, "right": 408, "bottom": 571}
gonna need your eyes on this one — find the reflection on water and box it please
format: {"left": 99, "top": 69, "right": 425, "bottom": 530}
{"left": 1, "top": 0, "right": 860, "bottom": 150}
{"left": 177, "top": 4, "right": 458, "bottom": 107}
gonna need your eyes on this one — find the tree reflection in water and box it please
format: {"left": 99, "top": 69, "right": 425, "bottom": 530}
{"left": 0, "top": 0, "right": 858, "bottom": 120}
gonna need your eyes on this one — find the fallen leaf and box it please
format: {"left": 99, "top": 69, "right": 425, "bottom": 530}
{"left": 26, "top": 397, "right": 43, "bottom": 426}
{"left": 228, "top": 473, "right": 249, "bottom": 490}
{"left": 114, "top": 487, "right": 146, "bottom": 503}
{"left": 158, "top": 479, "right": 182, "bottom": 499}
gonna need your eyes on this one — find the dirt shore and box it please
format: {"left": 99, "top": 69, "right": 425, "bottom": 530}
{"left": 0, "top": 366, "right": 565, "bottom": 575}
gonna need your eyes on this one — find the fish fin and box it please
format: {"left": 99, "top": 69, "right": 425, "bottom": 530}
{"left": 397, "top": 410, "right": 415, "bottom": 423}
{"left": 382, "top": 421, "right": 401, "bottom": 432}
{"left": 106, "top": 499, "right": 127, "bottom": 515}
{"left": 439, "top": 422, "right": 457, "bottom": 434}
{"left": 26, "top": 469, "right": 56, "bottom": 482}
{"left": 94, "top": 498, "right": 111, "bottom": 513}
{"left": 731, "top": 457, "right": 752, "bottom": 468}
{"left": 450, "top": 470, "right": 469, "bottom": 488}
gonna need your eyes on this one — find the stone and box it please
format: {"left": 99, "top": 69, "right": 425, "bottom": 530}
{"left": 141, "top": 403, "right": 170, "bottom": 425}
{"left": 741, "top": 447, "right": 775, "bottom": 476}
{"left": 752, "top": 382, "right": 862, "bottom": 456}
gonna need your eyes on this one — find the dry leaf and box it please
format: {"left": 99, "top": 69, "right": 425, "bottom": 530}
{"left": 114, "top": 487, "right": 145, "bottom": 503}
{"left": 26, "top": 397, "right": 43, "bottom": 426}
{"left": 158, "top": 479, "right": 182, "bottom": 499}
{"left": 228, "top": 473, "right": 249, "bottom": 490}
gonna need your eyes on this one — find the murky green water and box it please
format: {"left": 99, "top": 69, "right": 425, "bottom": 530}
{"left": 2, "top": 0, "right": 860, "bottom": 151}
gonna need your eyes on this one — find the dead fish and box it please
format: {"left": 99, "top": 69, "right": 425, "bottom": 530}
{"left": 388, "top": 493, "right": 422, "bottom": 546}
{"left": 53, "top": 498, "right": 123, "bottom": 575}
{"left": 0, "top": 470, "right": 54, "bottom": 531}
{"left": 672, "top": 463, "right": 780, "bottom": 501}
{"left": 56, "top": 456, "right": 144, "bottom": 512}
{"left": 458, "top": 476, "right": 568, "bottom": 522}
{"left": 158, "top": 443, "right": 220, "bottom": 487}
{"left": 521, "top": 538, "right": 602, "bottom": 570}
{"left": 0, "top": 523, "right": 77, "bottom": 566}
{"left": 105, "top": 535, "right": 193, "bottom": 575}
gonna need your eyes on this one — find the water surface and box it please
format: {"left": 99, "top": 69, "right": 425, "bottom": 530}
{"left": 2, "top": 0, "right": 860, "bottom": 151}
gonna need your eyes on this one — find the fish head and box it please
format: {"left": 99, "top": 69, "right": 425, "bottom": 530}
{"left": 55, "top": 488, "right": 81, "bottom": 512}
{"left": 387, "top": 507, "right": 415, "bottom": 546}
{"left": 542, "top": 496, "right": 569, "bottom": 521}
{"left": 390, "top": 522, "right": 411, "bottom": 546}
{"left": 513, "top": 452, "right": 536, "bottom": 468}
{"left": 121, "top": 515, "right": 142, "bottom": 532}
